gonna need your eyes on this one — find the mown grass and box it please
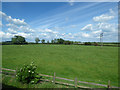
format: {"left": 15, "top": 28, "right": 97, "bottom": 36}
{"left": 2, "top": 44, "right": 119, "bottom": 87}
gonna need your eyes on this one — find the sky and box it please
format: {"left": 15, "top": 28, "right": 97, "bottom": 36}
{"left": 0, "top": 2, "right": 118, "bottom": 42}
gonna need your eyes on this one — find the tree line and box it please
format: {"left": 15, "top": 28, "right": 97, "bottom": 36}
{"left": 35, "top": 37, "right": 81, "bottom": 45}
{"left": 1, "top": 35, "right": 81, "bottom": 45}
{"left": 1, "top": 35, "right": 99, "bottom": 45}
{"left": 2, "top": 35, "right": 119, "bottom": 46}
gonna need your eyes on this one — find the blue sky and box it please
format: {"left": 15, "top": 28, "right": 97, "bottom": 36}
{"left": 0, "top": 2, "right": 118, "bottom": 42}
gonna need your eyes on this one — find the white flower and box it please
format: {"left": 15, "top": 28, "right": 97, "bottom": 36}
{"left": 31, "top": 81, "right": 34, "bottom": 83}
{"left": 20, "top": 68, "right": 22, "bottom": 71}
{"left": 32, "top": 72, "right": 34, "bottom": 73}
{"left": 28, "top": 70, "right": 30, "bottom": 72}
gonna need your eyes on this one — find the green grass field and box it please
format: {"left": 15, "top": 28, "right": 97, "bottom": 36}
{"left": 2, "top": 44, "right": 119, "bottom": 87}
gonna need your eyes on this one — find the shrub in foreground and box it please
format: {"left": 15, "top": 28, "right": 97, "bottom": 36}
{"left": 16, "top": 62, "right": 42, "bottom": 84}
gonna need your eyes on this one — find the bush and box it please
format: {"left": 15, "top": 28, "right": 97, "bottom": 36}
{"left": 2, "top": 41, "right": 13, "bottom": 45}
{"left": 94, "top": 42, "right": 98, "bottom": 46}
{"left": 16, "top": 62, "right": 42, "bottom": 84}
{"left": 84, "top": 42, "right": 91, "bottom": 45}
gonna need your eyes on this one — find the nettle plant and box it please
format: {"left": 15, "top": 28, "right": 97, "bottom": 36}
{"left": 16, "top": 62, "right": 42, "bottom": 84}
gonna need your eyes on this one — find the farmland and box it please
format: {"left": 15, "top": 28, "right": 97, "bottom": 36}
{"left": 2, "top": 44, "right": 118, "bottom": 87}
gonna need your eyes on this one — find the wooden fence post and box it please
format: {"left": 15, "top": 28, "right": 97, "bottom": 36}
{"left": 74, "top": 77, "right": 77, "bottom": 88}
{"left": 107, "top": 80, "right": 110, "bottom": 88}
{"left": 53, "top": 72, "right": 56, "bottom": 84}
{"left": 15, "top": 68, "right": 17, "bottom": 75}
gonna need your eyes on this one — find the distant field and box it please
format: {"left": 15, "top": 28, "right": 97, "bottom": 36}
{"left": 2, "top": 45, "right": 118, "bottom": 87}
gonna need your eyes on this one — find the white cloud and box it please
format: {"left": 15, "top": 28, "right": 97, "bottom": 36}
{"left": 38, "top": 28, "right": 58, "bottom": 34}
{"left": 7, "top": 28, "right": 17, "bottom": 34}
{"left": 0, "top": 31, "right": 5, "bottom": 38}
{"left": 82, "top": 33, "right": 90, "bottom": 37}
{"left": 6, "top": 23, "right": 14, "bottom": 27}
{"left": 61, "top": 33, "right": 65, "bottom": 36}
{"left": 93, "top": 14, "right": 114, "bottom": 22}
{"left": 44, "top": 28, "right": 53, "bottom": 33}
{"left": 61, "top": 32, "right": 91, "bottom": 40}
{"left": 61, "top": 33, "right": 74, "bottom": 39}
{"left": 0, "top": 11, "right": 36, "bottom": 41}
{"left": 109, "top": 9, "right": 115, "bottom": 15}
{"left": 93, "top": 9, "right": 115, "bottom": 23}
{"left": 5, "top": 32, "right": 14, "bottom": 38}
{"left": 78, "top": 8, "right": 117, "bottom": 41}
{"left": 68, "top": 0, "right": 74, "bottom": 6}
{"left": 19, "top": 26, "right": 34, "bottom": 33}
{"left": 12, "top": 19, "right": 27, "bottom": 26}
{"left": 0, "top": 30, "right": 31, "bottom": 41}
{"left": 0, "top": 11, "right": 6, "bottom": 18}
{"left": 97, "top": 23, "right": 117, "bottom": 32}
{"left": 0, "top": 31, "right": 14, "bottom": 40}
{"left": 81, "top": 24, "right": 93, "bottom": 31}
{"left": 6, "top": 23, "right": 35, "bottom": 34}
{"left": 15, "top": 32, "right": 31, "bottom": 38}
{"left": 68, "top": 33, "right": 72, "bottom": 35}
{"left": 92, "top": 30, "right": 102, "bottom": 34}
{"left": 41, "top": 33, "right": 47, "bottom": 36}
{"left": 6, "top": 23, "right": 18, "bottom": 30}
{"left": 0, "top": 11, "right": 27, "bottom": 26}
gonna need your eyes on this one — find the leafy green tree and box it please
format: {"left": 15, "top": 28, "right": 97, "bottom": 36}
{"left": 47, "top": 40, "right": 49, "bottom": 44}
{"left": 51, "top": 39, "right": 54, "bottom": 44}
{"left": 12, "top": 35, "right": 27, "bottom": 44}
{"left": 70, "top": 41, "right": 74, "bottom": 44}
{"left": 41, "top": 39, "right": 45, "bottom": 44}
{"left": 35, "top": 38, "right": 40, "bottom": 44}
{"left": 84, "top": 42, "right": 91, "bottom": 45}
{"left": 54, "top": 39, "right": 57, "bottom": 44}
{"left": 57, "top": 38, "right": 64, "bottom": 44}
{"left": 64, "top": 41, "right": 71, "bottom": 45}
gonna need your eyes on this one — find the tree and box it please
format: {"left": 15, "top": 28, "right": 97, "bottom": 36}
{"left": 41, "top": 39, "right": 45, "bottom": 44}
{"left": 94, "top": 42, "right": 98, "bottom": 46}
{"left": 57, "top": 38, "right": 64, "bottom": 44}
{"left": 64, "top": 41, "right": 70, "bottom": 45}
{"left": 54, "top": 39, "right": 57, "bottom": 44}
{"left": 64, "top": 40, "right": 73, "bottom": 45}
{"left": 47, "top": 40, "right": 49, "bottom": 44}
{"left": 12, "top": 35, "right": 27, "bottom": 44}
{"left": 84, "top": 42, "right": 91, "bottom": 45}
{"left": 51, "top": 39, "right": 54, "bottom": 44}
{"left": 35, "top": 38, "right": 40, "bottom": 44}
